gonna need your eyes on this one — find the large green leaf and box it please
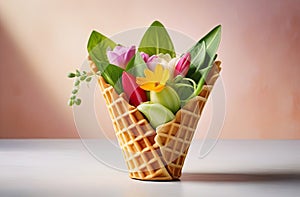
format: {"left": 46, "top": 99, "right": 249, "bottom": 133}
{"left": 87, "top": 30, "right": 116, "bottom": 55}
{"left": 87, "top": 30, "right": 117, "bottom": 73}
{"left": 202, "top": 25, "right": 222, "bottom": 62}
{"left": 186, "top": 25, "right": 221, "bottom": 82}
{"left": 87, "top": 31, "right": 123, "bottom": 93}
{"left": 101, "top": 64, "right": 124, "bottom": 94}
{"left": 138, "top": 21, "right": 176, "bottom": 57}
{"left": 186, "top": 41, "right": 206, "bottom": 82}
{"left": 191, "top": 41, "right": 206, "bottom": 71}
{"left": 125, "top": 53, "right": 148, "bottom": 77}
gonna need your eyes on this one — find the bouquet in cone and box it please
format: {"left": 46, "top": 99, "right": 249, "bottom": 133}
{"left": 68, "top": 21, "right": 222, "bottom": 180}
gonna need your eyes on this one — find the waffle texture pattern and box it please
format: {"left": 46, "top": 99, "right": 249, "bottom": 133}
{"left": 97, "top": 61, "right": 221, "bottom": 180}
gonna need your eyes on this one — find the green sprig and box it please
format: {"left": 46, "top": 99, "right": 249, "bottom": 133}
{"left": 67, "top": 69, "right": 96, "bottom": 106}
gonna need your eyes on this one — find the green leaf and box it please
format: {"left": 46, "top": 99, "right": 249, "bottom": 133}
{"left": 125, "top": 53, "right": 148, "bottom": 77}
{"left": 87, "top": 30, "right": 116, "bottom": 54}
{"left": 171, "top": 76, "right": 195, "bottom": 103}
{"left": 101, "top": 64, "right": 124, "bottom": 94}
{"left": 186, "top": 41, "right": 206, "bottom": 82}
{"left": 138, "top": 21, "right": 176, "bottom": 57}
{"left": 202, "top": 25, "right": 222, "bottom": 62}
{"left": 191, "top": 41, "right": 206, "bottom": 71}
{"left": 88, "top": 31, "right": 123, "bottom": 93}
{"left": 186, "top": 25, "right": 221, "bottom": 82}
{"left": 193, "top": 66, "right": 212, "bottom": 96}
{"left": 87, "top": 30, "right": 117, "bottom": 74}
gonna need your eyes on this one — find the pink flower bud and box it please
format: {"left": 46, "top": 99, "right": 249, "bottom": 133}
{"left": 122, "top": 72, "right": 147, "bottom": 107}
{"left": 174, "top": 53, "right": 191, "bottom": 77}
{"left": 107, "top": 45, "right": 136, "bottom": 69}
{"left": 140, "top": 52, "right": 149, "bottom": 62}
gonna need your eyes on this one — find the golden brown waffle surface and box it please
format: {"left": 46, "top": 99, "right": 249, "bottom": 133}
{"left": 154, "top": 88, "right": 211, "bottom": 179}
{"left": 96, "top": 61, "right": 221, "bottom": 180}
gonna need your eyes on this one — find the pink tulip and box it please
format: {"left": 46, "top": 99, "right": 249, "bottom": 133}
{"left": 174, "top": 53, "right": 191, "bottom": 77}
{"left": 140, "top": 52, "right": 149, "bottom": 62}
{"left": 122, "top": 72, "right": 147, "bottom": 107}
{"left": 107, "top": 45, "right": 136, "bottom": 69}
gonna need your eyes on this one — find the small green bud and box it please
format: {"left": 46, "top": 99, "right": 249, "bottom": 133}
{"left": 86, "top": 77, "right": 92, "bottom": 82}
{"left": 70, "top": 95, "right": 76, "bottom": 100}
{"left": 68, "top": 99, "right": 74, "bottom": 106}
{"left": 75, "top": 98, "right": 81, "bottom": 105}
{"left": 72, "top": 89, "right": 78, "bottom": 94}
{"left": 75, "top": 69, "right": 80, "bottom": 77}
{"left": 68, "top": 73, "right": 76, "bottom": 78}
{"left": 74, "top": 80, "right": 80, "bottom": 86}
{"left": 80, "top": 75, "right": 87, "bottom": 81}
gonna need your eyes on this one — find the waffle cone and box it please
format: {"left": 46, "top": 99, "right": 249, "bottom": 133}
{"left": 96, "top": 61, "right": 221, "bottom": 180}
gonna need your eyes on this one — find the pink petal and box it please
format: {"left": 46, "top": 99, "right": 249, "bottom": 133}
{"left": 106, "top": 51, "right": 118, "bottom": 63}
{"left": 140, "top": 52, "right": 149, "bottom": 62}
{"left": 113, "top": 45, "right": 127, "bottom": 54}
{"left": 174, "top": 53, "right": 191, "bottom": 77}
{"left": 123, "top": 45, "right": 136, "bottom": 66}
{"left": 107, "top": 45, "right": 136, "bottom": 69}
{"left": 146, "top": 55, "right": 159, "bottom": 71}
{"left": 122, "top": 72, "right": 147, "bottom": 107}
{"left": 107, "top": 51, "right": 126, "bottom": 68}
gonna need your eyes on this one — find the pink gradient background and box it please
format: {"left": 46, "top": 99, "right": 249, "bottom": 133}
{"left": 0, "top": 0, "right": 299, "bottom": 139}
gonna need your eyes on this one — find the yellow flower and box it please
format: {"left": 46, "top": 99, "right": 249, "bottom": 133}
{"left": 136, "top": 64, "right": 170, "bottom": 92}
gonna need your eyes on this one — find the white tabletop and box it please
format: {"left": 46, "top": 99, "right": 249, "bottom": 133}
{"left": 1, "top": 139, "right": 299, "bottom": 197}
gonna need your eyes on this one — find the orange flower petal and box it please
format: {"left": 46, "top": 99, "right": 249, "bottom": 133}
{"left": 139, "top": 82, "right": 165, "bottom": 92}
{"left": 136, "top": 64, "right": 170, "bottom": 92}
